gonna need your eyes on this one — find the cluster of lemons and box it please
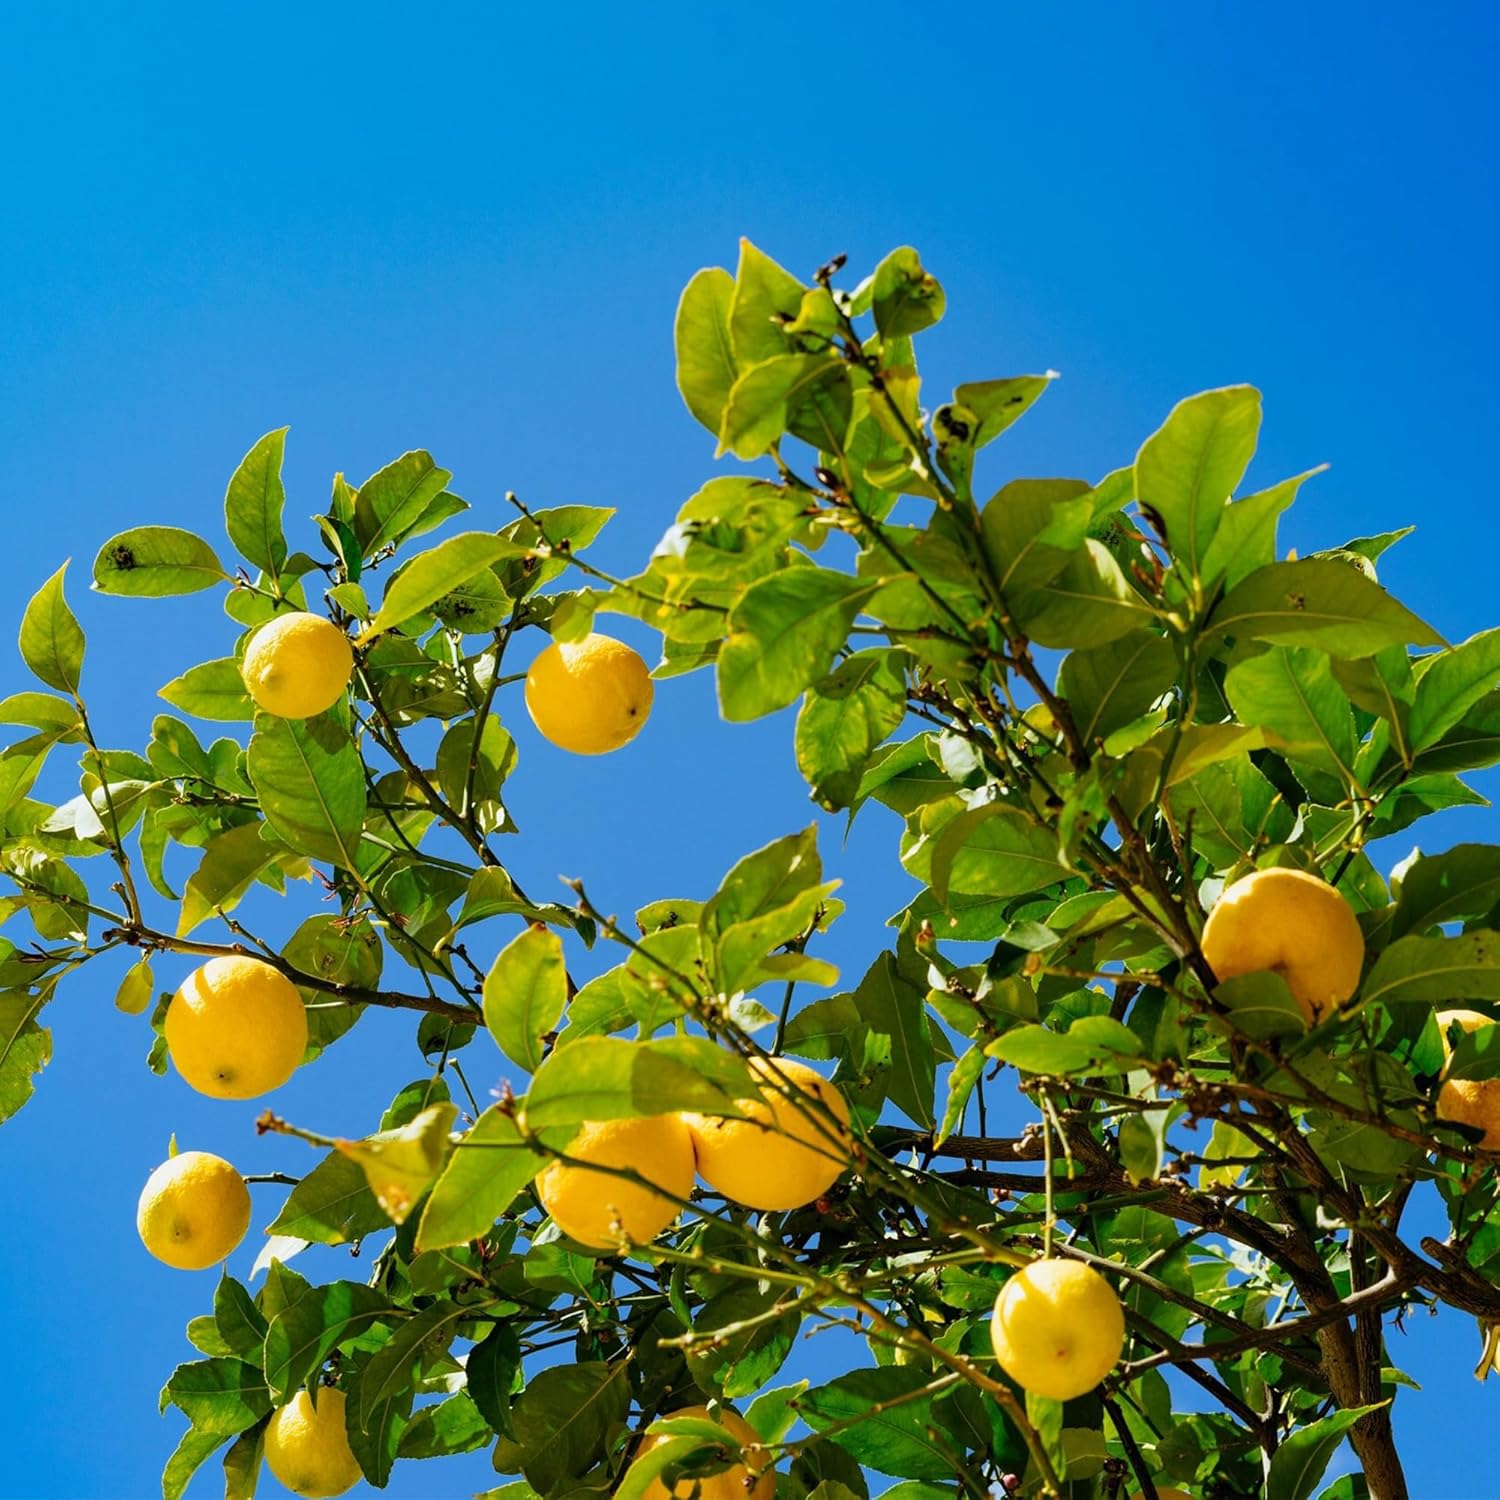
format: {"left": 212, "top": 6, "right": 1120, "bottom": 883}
{"left": 132, "top": 614, "right": 652, "bottom": 1494}
{"left": 138, "top": 610, "right": 1484, "bottom": 1498}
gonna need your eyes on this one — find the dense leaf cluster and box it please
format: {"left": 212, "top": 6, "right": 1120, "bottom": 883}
{"left": 3, "top": 243, "right": 1499, "bottom": 1498}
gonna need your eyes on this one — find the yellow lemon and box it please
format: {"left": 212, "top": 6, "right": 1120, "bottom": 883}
{"left": 264, "top": 1387, "right": 363, "bottom": 1498}
{"left": 1200, "top": 867, "right": 1364, "bottom": 1023}
{"left": 165, "top": 955, "right": 308, "bottom": 1100}
{"left": 1435, "top": 1008, "right": 1500, "bottom": 1148}
{"left": 536, "top": 1115, "right": 695, "bottom": 1251}
{"left": 684, "top": 1056, "right": 851, "bottom": 1212}
{"left": 990, "top": 1258, "right": 1125, "bottom": 1401}
{"left": 631, "top": 1405, "right": 776, "bottom": 1500}
{"left": 136, "top": 1151, "right": 251, "bottom": 1270}
{"left": 1129, "top": 1491, "right": 1193, "bottom": 1500}
{"left": 524, "top": 633, "right": 653, "bottom": 754}
{"left": 241, "top": 611, "right": 353, "bottom": 719}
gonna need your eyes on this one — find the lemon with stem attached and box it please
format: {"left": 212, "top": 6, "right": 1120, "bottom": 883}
{"left": 1200, "top": 867, "right": 1364, "bottom": 1024}
{"left": 264, "top": 1386, "right": 363, "bottom": 1498}
{"left": 164, "top": 955, "right": 308, "bottom": 1100}
{"left": 524, "top": 633, "right": 653, "bottom": 754}
{"left": 241, "top": 611, "right": 353, "bottom": 719}
{"left": 990, "top": 1258, "right": 1125, "bottom": 1401}
{"left": 136, "top": 1150, "right": 251, "bottom": 1270}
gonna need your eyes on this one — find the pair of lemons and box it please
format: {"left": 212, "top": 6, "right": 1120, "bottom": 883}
{"left": 241, "top": 608, "right": 653, "bottom": 754}
{"left": 536, "top": 1056, "right": 851, "bottom": 1252}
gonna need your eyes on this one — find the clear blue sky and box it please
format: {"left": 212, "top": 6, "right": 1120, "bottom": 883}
{"left": 1, "top": 4, "right": 1496, "bottom": 1496}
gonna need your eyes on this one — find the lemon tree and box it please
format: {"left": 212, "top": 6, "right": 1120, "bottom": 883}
{"left": 4, "top": 245, "right": 1500, "bottom": 1499}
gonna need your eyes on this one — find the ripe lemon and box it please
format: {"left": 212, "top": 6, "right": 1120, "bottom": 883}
{"left": 136, "top": 1150, "right": 251, "bottom": 1270}
{"left": 990, "top": 1258, "right": 1125, "bottom": 1401}
{"left": 536, "top": 1114, "right": 695, "bottom": 1250}
{"left": 1435, "top": 1008, "right": 1500, "bottom": 1148}
{"left": 1129, "top": 1491, "right": 1192, "bottom": 1500}
{"left": 684, "top": 1056, "right": 852, "bottom": 1212}
{"left": 1200, "top": 867, "right": 1364, "bottom": 1023}
{"left": 524, "top": 633, "right": 653, "bottom": 754}
{"left": 241, "top": 611, "right": 354, "bottom": 719}
{"left": 264, "top": 1386, "right": 363, "bottom": 1498}
{"left": 165, "top": 955, "right": 308, "bottom": 1099}
{"left": 631, "top": 1405, "right": 775, "bottom": 1500}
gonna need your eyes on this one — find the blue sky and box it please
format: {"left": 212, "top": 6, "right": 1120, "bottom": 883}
{"left": 1, "top": 4, "right": 1496, "bottom": 1496}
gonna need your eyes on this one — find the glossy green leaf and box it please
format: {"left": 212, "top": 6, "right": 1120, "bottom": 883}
{"left": 851, "top": 952, "right": 935, "bottom": 1130}
{"left": 224, "top": 428, "right": 289, "bottom": 576}
{"left": 18, "top": 564, "right": 85, "bottom": 694}
{"left": 795, "top": 649, "right": 908, "bottom": 810}
{"left": 1409, "top": 626, "right": 1500, "bottom": 751}
{"left": 1135, "top": 385, "right": 1261, "bottom": 579}
{"left": 1058, "top": 629, "right": 1176, "bottom": 746}
{"left": 263, "top": 1280, "right": 395, "bottom": 1402}
{"left": 266, "top": 1150, "right": 389, "bottom": 1244}
{"left": 1224, "top": 646, "right": 1356, "bottom": 790}
{"left": 871, "top": 247, "right": 945, "bottom": 337}
{"left": 797, "top": 1366, "right": 950, "bottom": 1480}
{"left": 483, "top": 924, "right": 568, "bottom": 1075}
{"left": 177, "top": 820, "right": 285, "bottom": 936}
{"left": 1362, "top": 932, "right": 1500, "bottom": 1007}
{"left": 159, "top": 658, "right": 254, "bottom": 721}
{"left": 952, "top": 374, "right": 1055, "bottom": 449}
{"left": 1208, "top": 559, "right": 1442, "bottom": 658}
{"left": 728, "top": 239, "right": 804, "bottom": 365}
{"left": 358, "top": 532, "right": 523, "bottom": 643}
{"left": 1200, "top": 467, "right": 1323, "bottom": 589}
{"left": 1013, "top": 540, "right": 1151, "bottom": 649}
{"left": 675, "top": 266, "right": 738, "bottom": 435}
{"left": 0, "top": 991, "right": 51, "bottom": 1122}
{"left": 353, "top": 450, "right": 453, "bottom": 554}
{"left": 718, "top": 353, "right": 846, "bottom": 460}
{"left": 980, "top": 478, "right": 1094, "bottom": 596}
{"left": 158, "top": 1358, "right": 271, "bottom": 1436}
{"left": 92, "top": 526, "right": 229, "bottom": 596}
{"left": 1265, "top": 1403, "right": 1386, "bottom": 1500}
{"left": 718, "top": 569, "right": 884, "bottom": 722}
{"left": 247, "top": 711, "right": 365, "bottom": 868}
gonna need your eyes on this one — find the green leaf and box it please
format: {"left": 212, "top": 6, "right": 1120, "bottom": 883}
{"left": 435, "top": 714, "right": 515, "bottom": 832}
{"left": 1265, "top": 1403, "right": 1386, "bottom": 1500}
{"left": 0, "top": 691, "right": 81, "bottom": 733}
{"left": 904, "top": 801, "right": 1068, "bottom": 907}
{"left": 414, "top": 1105, "right": 556, "bottom": 1251}
{"left": 718, "top": 354, "right": 846, "bottom": 460}
{"left": 162, "top": 1428, "right": 228, "bottom": 1500}
{"left": 796, "top": 649, "right": 908, "bottom": 810}
{"left": 935, "top": 1045, "right": 985, "bottom": 1146}
{"left": 718, "top": 569, "right": 884, "bottom": 722}
{"left": 1013, "top": 540, "right": 1150, "bottom": 649}
{"left": 675, "top": 266, "right": 738, "bottom": 435}
{"left": 159, "top": 658, "right": 254, "bottom": 721}
{"left": 221, "top": 1426, "right": 264, "bottom": 1500}
{"left": 335, "top": 1101, "right": 457, "bottom": 1226}
{"left": 1362, "top": 932, "right": 1500, "bottom": 1007}
{"left": 952, "top": 374, "right": 1054, "bottom": 449}
{"left": 1119, "top": 1108, "right": 1168, "bottom": 1184}
{"left": 1135, "top": 385, "right": 1261, "bottom": 579}
{"left": 686, "top": 1282, "right": 801, "bottom": 1399}
{"left": 484, "top": 925, "right": 568, "bottom": 1075}
{"left": 115, "top": 956, "right": 154, "bottom": 1015}
{"left": 466, "top": 1322, "right": 521, "bottom": 1437}
{"left": 177, "top": 820, "right": 286, "bottom": 936}
{"left": 524, "top": 1036, "right": 753, "bottom": 1130}
{"left": 852, "top": 952, "right": 935, "bottom": 1130}
{"left": 798, "top": 1366, "right": 950, "bottom": 1481}
{"left": 871, "top": 247, "right": 945, "bottom": 337}
{"left": 18, "top": 564, "right": 85, "bottom": 694}
{"left": 92, "top": 526, "right": 229, "bottom": 597}
{"left": 358, "top": 532, "right": 522, "bottom": 643}
{"left": 349, "top": 1302, "right": 468, "bottom": 1488}
{"left": 266, "top": 1150, "right": 389, "bottom": 1244}
{"left": 1058, "top": 629, "right": 1176, "bottom": 746}
{"left": 158, "top": 1358, "right": 271, "bottom": 1435}
{"left": 213, "top": 1273, "right": 268, "bottom": 1359}
{"left": 0, "top": 991, "right": 51, "bottom": 1122}
{"left": 397, "top": 1392, "right": 490, "bottom": 1459}
{"left": 1214, "top": 970, "right": 1308, "bottom": 1040}
{"left": 986, "top": 1018, "right": 1144, "bottom": 1076}
{"left": 224, "top": 428, "right": 289, "bottom": 576}
{"left": 1208, "top": 559, "right": 1442, "bottom": 657}
{"left": 1200, "top": 467, "right": 1323, "bottom": 589}
{"left": 1224, "top": 646, "right": 1356, "bottom": 790}
{"left": 353, "top": 450, "right": 454, "bottom": 555}
{"left": 509, "top": 1362, "right": 629, "bottom": 1495}
{"left": 1409, "top": 626, "right": 1500, "bottom": 751}
{"left": 247, "top": 711, "right": 365, "bottom": 868}
{"left": 263, "top": 1280, "right": 395, "bottom": 1402}
{"left": 728, "top": 238, "right": 804, "bottom": 365}
{"left": 1391, "top": 844, "right": 1500, "bottom": 937}
{"left": 980, "top": 478, "right": 1094, "bottom": 596}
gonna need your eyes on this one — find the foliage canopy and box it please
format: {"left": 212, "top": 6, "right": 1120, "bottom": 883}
{"left": 6, "top": 240, "right": 1500, "bottom": 1499}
